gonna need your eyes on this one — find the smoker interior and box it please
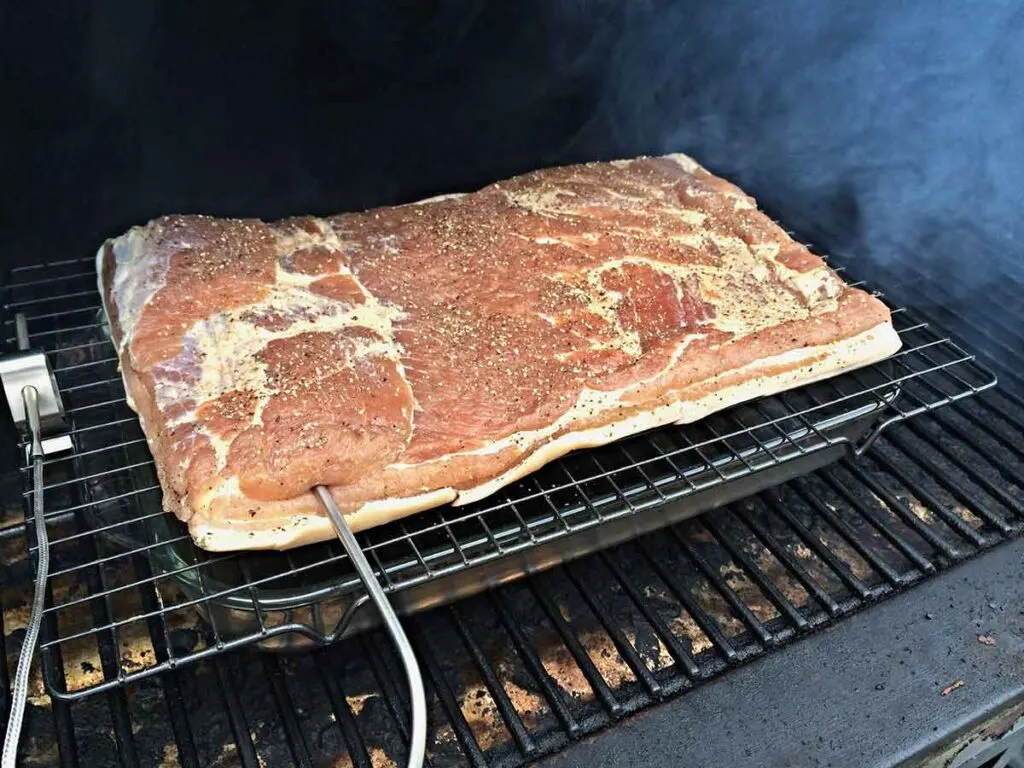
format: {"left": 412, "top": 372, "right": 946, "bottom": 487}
{"left": 0, "top": 251, "right": 995, "bottom": 698}
{"left": 3, "top": 380, "right": 1024, "bottom": 767}
{"left": 2, "top": 1, "right": 1023, "bottom": 763}
{"left": 2, "top": 239, "right": 1023, "bottom": 767}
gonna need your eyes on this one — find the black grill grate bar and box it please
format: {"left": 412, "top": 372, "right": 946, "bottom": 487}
{"left": 67, "top": 477, "right": 140, "bottom": 765}
{"left": 988, "top": 387, "right": 1024, "bottom": 428}
{"left": 104, "top": 668, "right": 140, "bottom": 762}
{"left": 861, "top": 450, "right": 990, "bottom": 548}
{"left": 488, "top": 590, "right": 582, "bottom": 736}
{"left": 950, "top": 401, "right": 1024, "bottom": 459}
{"left": 157, "top": 679, "right": 201, "bottom": 768}
{"left": 701, "top": 514, "right": 812, "bottom": 631}
{"left": 917, "top": 294, "right": 1024, "bottom": 384}
{"left": 597, "top": 550, "right": 705, "bottom": 678}
{"left": 891, "top": 427, "right": 1023, "bottom": 529}
{"left": 730, "top": 503, "right": 844, "bottom": 618}
{"left": 403, "top": 628, "right": 479, "bottom": 768}
{"left": 904, "top": 420, "right": 1024, "bottom": 518}
{"left": 838, "top": 459, "right": 963, "bottom": 560}
{"left": 759, "top": 491, "right": 875, "bottom": 599}
{"left": 562, "top": 563, "right": 665, "bottom": 698}
{"left": 668, "top": 525, "right": 775, "bottom": 646}
{"left": 132, "top": 553, "right": 202, "bottom": 768}
{"left": 933, "top": 409, "right": 1024, "bottom": 489}
{"left": 960, "top": 318, "right": 1024, "bottom": 376}
{"left": 883, "top": 432, "right": 1014, "bottom": 535}
{"left": 884, "top": 254, "right": 1024, "bottom": 343}
{"left": 448, "top": 604, "right": 538, "bottom": 756}
{"left": 529, "top": 580, "right": 624, "bottom": 716}
{"left": 213, "top": 659, "right": 262, "bottom": 768}
{"left": 636, "top": 538, "right": 740, "bottom": 663}
{"left": 313, "top": 650, "right": 375, "bottom": 768}
{"left": 36, "top": 570, "right": 82, "bottom": 768}
{"left": 791, "top": 477, "right": 909, "bottom": 587}
{"left": 335, "top": 650, "right": 417, "bottom": 767}
{"left": 361, "top": 632, "right": 416, "bottom": 739}
{"left": 817, "top": 468, "right": 937, "bottom": 574}
{"left": 261, "top": 655, "right": 315, "bottom": 768}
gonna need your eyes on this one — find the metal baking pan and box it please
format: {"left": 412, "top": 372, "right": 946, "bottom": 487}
{"left": 77, "top": 358, "right": 900, "bottom": 651}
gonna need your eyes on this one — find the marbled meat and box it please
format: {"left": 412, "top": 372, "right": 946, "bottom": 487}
{"left": 97, "top": 154, "right": 901, "bottom": 551}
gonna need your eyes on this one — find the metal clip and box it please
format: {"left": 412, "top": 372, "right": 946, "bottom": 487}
{"left": 1, "top": 313, "right": 73, "bottom": 456}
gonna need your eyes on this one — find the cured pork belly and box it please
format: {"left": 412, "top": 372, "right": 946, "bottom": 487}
{"left": 97, "top": 154, "right": 901, "bottom": 551}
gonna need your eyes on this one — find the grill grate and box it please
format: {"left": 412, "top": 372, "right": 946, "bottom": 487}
{"left": 5, "top": 412, "right": 1024, "bottom": 767}
{"left": 0, "top": 256, "right": 997, "bottom": 705}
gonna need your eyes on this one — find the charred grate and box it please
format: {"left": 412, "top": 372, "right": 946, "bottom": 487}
{"left": 3, "top": 396, "right": 1024, "bottom": 768}
{"left": 0, "top": 256, "right": 997, "bottom": 702}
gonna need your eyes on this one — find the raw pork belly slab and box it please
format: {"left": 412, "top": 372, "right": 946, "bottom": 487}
{"left": 97, "top": 154, "right": 901, "bottom": 551}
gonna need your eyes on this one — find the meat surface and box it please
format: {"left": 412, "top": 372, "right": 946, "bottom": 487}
{"left": 97, "top": 154, "right": 901, "bottom": 551}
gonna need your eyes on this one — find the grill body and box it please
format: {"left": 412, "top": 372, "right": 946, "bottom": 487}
{"left": 1, "top": 254, "right": 1022, "bottom": 767}
{"left": 0, "top": 255, "right": 995, "bottom": 696}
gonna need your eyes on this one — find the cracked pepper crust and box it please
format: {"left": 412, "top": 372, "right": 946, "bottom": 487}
{"left": 98, "top": 154, "right": 900, "bottom": 551}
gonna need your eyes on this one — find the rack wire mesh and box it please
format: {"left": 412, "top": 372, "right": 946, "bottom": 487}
{"left": 0, "top": 255, "right": 996, "bottom": 701}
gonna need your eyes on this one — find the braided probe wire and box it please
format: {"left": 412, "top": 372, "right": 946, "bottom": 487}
{"left": 3, "top": 387, "right": 51, "bottom": 768}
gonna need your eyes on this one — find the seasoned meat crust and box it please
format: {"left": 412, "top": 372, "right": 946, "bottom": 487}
{"left": 97, "top": 153, "right": 901, "bottom": 551}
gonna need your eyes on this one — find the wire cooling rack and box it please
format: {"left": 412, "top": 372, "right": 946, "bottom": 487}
{"left": 0, "top": 256, "right": 996, "bottom": 699}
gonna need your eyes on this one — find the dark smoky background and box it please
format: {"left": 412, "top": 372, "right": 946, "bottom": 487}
{"left": 1, "top": 1, "right": 1022, "bottom": 365}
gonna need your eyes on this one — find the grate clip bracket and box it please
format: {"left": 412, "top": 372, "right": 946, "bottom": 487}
{"left": 0, "top": 313, "right": 73, "bottom": 456}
